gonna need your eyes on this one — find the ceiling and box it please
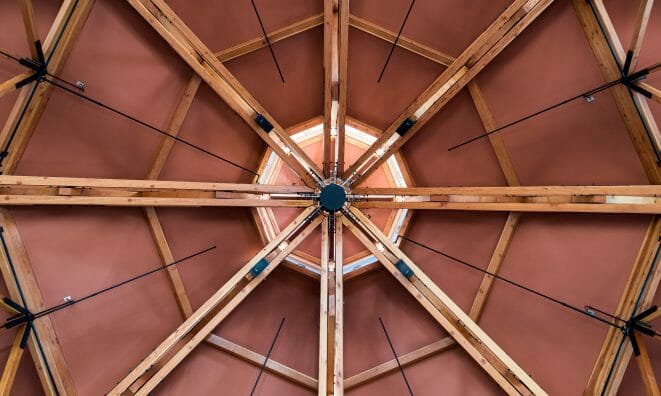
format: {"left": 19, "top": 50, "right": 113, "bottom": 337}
{"left": 0, "top": 0, "right": 660, "bottom": 395}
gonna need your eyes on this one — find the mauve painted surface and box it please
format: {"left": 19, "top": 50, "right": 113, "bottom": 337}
{"left": 0, "top": 0, "right": 657, "bottom": 394}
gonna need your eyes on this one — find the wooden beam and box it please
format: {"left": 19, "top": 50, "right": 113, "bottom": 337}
{"left": 638, "top": 82, "right": 661, "bottom": 105}
{"left": 353, "top": 185, "right": 661, "bottom": 196}
{"left": 205, "top": 334, "right": 317, "bottom": 390}
{"left": 125, "top": 0, "right": 322, "bottom": 187}
{"left": 342, "top": 208, "right": 546, "bottom": 395}
{"left": 0, "top": 72, "right": 32, "bottom": 100}
{"left": 467, "top": 80, "right": 520, "bottom": 186}
{"left": 0, "top": 175, "right": 312, "bottom": 193}
{"left": 143, "top": 207, "right": 193, "bottom": 318}
{"left": 353, "top": 185, "right": 661, "bottom": 214}
{"left": 0, "top": 0, "right": 96, "bottom": 174}
{"left": 628, "top": 0, "right": 655, "bottom": 72}
{"left": 344, "top": 337, "right": 455, "bottom": 390}
{"left": 319, "top": 217, "right": 343, "bottom": 395}
{"left": 323, "top": 0, "right": 349, "bottom": 177}
{"left": 108, "top": 208, "right": 320, "bottom": 395}
{"left": 18, "top": 0, "right": 40, "bottom": 60}
{"left": 0, "top": 175, "right": 312, "bottom": 207}
{"left": 633, "top": 332, "right": 661, "bottom": 396}
{"left": 216, "top": 14, "right": 323, "bottom": 63}
{"left": 0, "top": 325, "right": 27, "bottom": 396}
{"left": 343, "top": 0, "right": 554, "bottom": 185}
{"left": 145, "top": 75, "right": 202, "bottom": 180}
{"left": 572, "top": 0, "right": 661, "bottom": 184}
{"left": 0, "top": 209, "right": 77, "bottom": 395}
{"left": 348, "top": 14, "right": 454, "bottom": 67}
{"left": 468, "top": 212, "right": 521, "bottom": 320}
{"left": 584, "top": 217, "right": 661, "bottom": 395}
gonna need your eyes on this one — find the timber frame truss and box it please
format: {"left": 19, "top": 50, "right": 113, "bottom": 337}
{"left": 0, "top": 0, "right": 659, "bottom": 395}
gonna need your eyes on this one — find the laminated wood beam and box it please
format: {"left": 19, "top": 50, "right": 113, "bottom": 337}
{"left": 323, "top": 0, "right": 349, "bottom": 177}
{"left": 319, "top": 217, "right": 343, "bottom": 395}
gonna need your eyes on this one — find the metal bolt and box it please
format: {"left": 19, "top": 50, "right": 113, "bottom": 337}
{"left": 584, "top": 95, "right": 594, "bottom": 103}
{"left": 75, "top": 81, "right": 85, "bottom": 91}
{"left": 63, "top": 295, "right": 74, "bottom": 303}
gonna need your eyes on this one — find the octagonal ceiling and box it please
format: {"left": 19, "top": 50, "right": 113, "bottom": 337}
{"left": 0, "top": 0, "right": 660, "bottom": 395}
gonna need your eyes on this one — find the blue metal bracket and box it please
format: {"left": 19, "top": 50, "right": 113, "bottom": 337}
{"left": 250, "top": 258, "right": 270, "bottom": 277}
{"left": 395, "top": 259, "right": 414, "bottom": 280}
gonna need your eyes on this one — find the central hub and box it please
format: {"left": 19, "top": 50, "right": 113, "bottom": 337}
{"left": 319, "top": 183, "right": 347, "bottom": 212}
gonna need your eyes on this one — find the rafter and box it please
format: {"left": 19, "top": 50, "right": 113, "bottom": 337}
{"left": 342, "top": 207, "right": 546, "bottom": 395}
{"left": 0, "top": 72, "right": 32, "bottom": 100}
{"left": 342, "top": 0, "right": 554, "bottom": 185}
{"left": 323, "top": 0, "right": 349, "bottom": 178}
{"left": 205, "top": 334, "right": 318, "bottom": 390}
{"left": 344, "top": 336, "right": 455, "bottom": 390}
{"left": 628, "top": 0, "right": 655, "bottom": 73}
{"left": 633, "top": 332, "right": 661, "bottom": 396}
{"left": 0, "top": 325, "right": 28, "bottom": 396}
{"left": 0, "top": 0, "right": 96, "bottom": 174}
{"left": 638, "top": 82, "right": 661, "bottom": 105}
{"left": 125, "top": 0, "right": 322, "bottom": 187}
{"left": 0, "top": 209, "right": 76, "bottom": 395}
{"left": 353, "top": 185, "right": 661, "bottom": 214}
{"left": 572, "top": 0, "right": 661, "bottom": 184}
{"left": 109, "top": 207, "right": 321, "bottom": 395}
{"left": 319, "top": 216, "right": 343, "bottom": 395}
{"left": 18, "top": 0, "right": 40, "bottom": 60}
{"left": 584, "top": 217, "right": 661, "bottom": 395}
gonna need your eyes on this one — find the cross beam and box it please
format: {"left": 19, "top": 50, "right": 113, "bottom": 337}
{"left": 319, "top": 216, "right": 344, "bottom": 395}
{"left": 125, "top": 0, "right": 323, "bottom": 187}
{"left": 0, "top": 175, "right": 312, "bottom": 207}
{"left": 342, "top": 207, "right": 546, "bottom": 395}
{"left": 323, "top": 0, "right": 349, "bottom": 177}
{"left": 109, "top": 207, "right": 321, "bottom": 395}
{"left": 342, "top": 0, "right": 554, "bottom": 186}
{"left": 352, "top": 185, "right": 661, "bottom": 214}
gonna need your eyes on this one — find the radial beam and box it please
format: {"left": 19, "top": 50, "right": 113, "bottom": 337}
{"left": 319, "top": 216, "right": 343, "bottom": 395}
{"left": 633, "top": 332, "right": 661, "bottom": 396}
{"left": 342, "top": 0, "right": 554, "bottom": 185}
{"left": 571, "top": 0, "right": 661, "bottom": 184}
{"left": 109, "top": 207, "right": 321, "bottom": 395}
{"left": 584, "top": 217, "right": 661, "bottom": 395}
{"left": 323, "top": 0, "right": 349, "bottom": 178}
{"left": 0, "top": 209, "right": 76, "bottom": 395}
{"left": 125, "top": 0, "right": 322, "bottom": 187}
{"left": 352, "top": 185, "right": 661, "bottom": 214}
{"left": 0, "top": 0, "right": 96, "bottom": 174}
{"left": 342, "top": 208, "right": 546, "bottom": 395}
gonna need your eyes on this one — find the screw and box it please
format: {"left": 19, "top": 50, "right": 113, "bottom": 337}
{"left": 584, "top": 95, "right": 594, "bottom": 103}
{"left": 75, "top": 81, "right": 85, "bottom": 91}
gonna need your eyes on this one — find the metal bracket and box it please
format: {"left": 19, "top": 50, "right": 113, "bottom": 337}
{"left": 250, "top": 258, "right": 270, "bottom": 277}
{"left": 395, "top": 259, "right": 414, "bottom": 279}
